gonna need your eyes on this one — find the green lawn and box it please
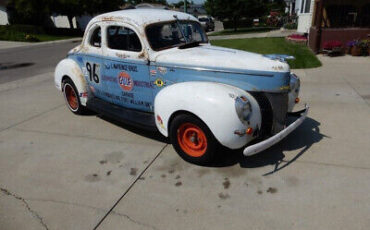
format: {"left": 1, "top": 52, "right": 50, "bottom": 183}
{"left": 0, "top": 26, "right": 75, "bottom": 42}
{"left": 208, "top": 27, "right": 278, "bottom": 36}
{"left": 211, "top": 37, "right": 322, "bottom": 69}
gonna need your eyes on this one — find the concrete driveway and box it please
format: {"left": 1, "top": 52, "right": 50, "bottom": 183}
{"left": 0, "top": 55, "right": 369, "bottom": 230}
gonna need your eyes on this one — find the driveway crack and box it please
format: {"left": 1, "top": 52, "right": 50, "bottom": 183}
{"left": 93, "top": 144, "right": 168, "bottom": 230}
{"left": 1, "top": 187, "right": 49, "bottom": 230}
{"left": 111, "top": 211, "right": 159, "bottom": 230}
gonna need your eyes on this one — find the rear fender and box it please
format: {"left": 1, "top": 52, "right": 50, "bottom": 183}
{"left": 55, "top": 58, "right": 88, "bottom": 106}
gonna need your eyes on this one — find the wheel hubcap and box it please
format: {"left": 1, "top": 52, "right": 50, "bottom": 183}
{"left": 64, "top": 84, "right": 78, "bottom": 111}
{"left": 177, "top": 123, "right": 208, "bottom": 157}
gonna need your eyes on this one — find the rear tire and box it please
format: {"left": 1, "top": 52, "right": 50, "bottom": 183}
{"left": 62, "top": 78, "right": 87, "bottom": 115}
{"left": 170, "top": 114, "right": 218, "bottom": 165}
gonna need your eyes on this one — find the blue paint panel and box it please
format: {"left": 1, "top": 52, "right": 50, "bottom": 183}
{"left": 68, "top": 53, "right": 291, "bottom": 113}
{"left": 151, "top": 63, "right": 290, "bottom": 94}
{"left": 69, "top": 53, "right": 112, "bottom": 103}
{"left": 103, "top": 57, "right": 153, "bottom": 112}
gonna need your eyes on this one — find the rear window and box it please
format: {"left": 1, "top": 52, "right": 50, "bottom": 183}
{"left": 90, "top": 27, "right": 101, "bottom": 48}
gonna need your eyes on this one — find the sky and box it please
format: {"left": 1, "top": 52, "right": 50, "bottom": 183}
{"left": 167, "top": 0, "right": 205, "bottom": 4}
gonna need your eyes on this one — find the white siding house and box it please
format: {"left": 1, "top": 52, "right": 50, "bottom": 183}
{"left": 296, "top": 0, "right": 315, "bottom": 33}
{"left": 0, "top": 5, "right": 9, "bottom": 25}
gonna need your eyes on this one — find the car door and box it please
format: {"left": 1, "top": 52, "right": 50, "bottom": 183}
{"left": 81, "top": 23, "right": 111, "bottom": 102}
{"left": 103, "top": 23, "right": 153, "bottom": 112}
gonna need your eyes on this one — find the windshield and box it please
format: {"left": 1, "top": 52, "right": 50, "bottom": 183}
{"left": 146, "top": 20, "right": 208, "bottom": 51}
{"left": 199, "top": 18, "right": 209, "bottom": 22}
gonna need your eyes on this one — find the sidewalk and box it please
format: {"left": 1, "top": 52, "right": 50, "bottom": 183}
{"left": 0, "top": 38, "right": 82, "bottom": 50}
{"left": 209, "top": 29, "right": 297, "bottom": 41}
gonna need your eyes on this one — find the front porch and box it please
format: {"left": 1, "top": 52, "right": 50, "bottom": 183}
{"left": 309, "top": 0, "right": 370, "bottom": 52}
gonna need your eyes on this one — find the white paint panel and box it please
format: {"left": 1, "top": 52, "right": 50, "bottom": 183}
{"left": 154, "top": 82, "right": 262, "bottom": 149}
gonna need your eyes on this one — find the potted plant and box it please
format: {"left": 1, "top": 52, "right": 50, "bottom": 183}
{"left": 346, "top": 41, "right": 356, "bottom": 54}
{"left": 348, "top": 40, "right": 363, "bottom": 56}
{"left": 322, "top": 40, "right": 343, "bottom": 56}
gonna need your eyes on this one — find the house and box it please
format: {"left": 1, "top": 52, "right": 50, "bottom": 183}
{"left": 180, "top": 4, "right": 207, "bottom": 17}
{"left": 308, "top": 0, "right": 370, "bottom": 52}
{"left": 285, "top": 0, "right": 296, "bottom": 16}
{"left": 0, "top": 0, "right": 9, "bottom": 25}
{"left": 295, "top": 0, "right": 315, "bottom": 33}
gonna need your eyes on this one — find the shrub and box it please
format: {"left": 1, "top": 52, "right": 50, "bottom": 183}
{"left": 284, "top": 23, "right": 297, "bottom": 30}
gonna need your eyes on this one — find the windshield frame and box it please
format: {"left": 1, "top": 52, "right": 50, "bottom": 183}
{"left": 144, "top": 20, "right": 209, "bottom": 52}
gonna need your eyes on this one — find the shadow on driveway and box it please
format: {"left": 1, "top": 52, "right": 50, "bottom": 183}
{"left": 210, "top": 117, "right": 329, "bottom": 175}
{"left": 98, "top": 114, "right": 328, "bottom": 175}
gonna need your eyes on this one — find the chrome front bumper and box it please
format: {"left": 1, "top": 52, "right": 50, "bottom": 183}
{"left": 243, "top": 104, "right": 309, "bottom": 157}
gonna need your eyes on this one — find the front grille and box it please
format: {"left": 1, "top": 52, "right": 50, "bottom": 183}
{"left": 265, "top": 93, "right": 289, "bottom": 134}
{"left": 250, "top": 92, "right": 288, "bottom": 137}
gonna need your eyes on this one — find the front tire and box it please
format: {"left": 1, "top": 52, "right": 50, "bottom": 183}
{"left": 62, "top": 78, "right": 86, "bottom": 115}
{"left": 170, "top": 114, "right": 218, "bottom": 165}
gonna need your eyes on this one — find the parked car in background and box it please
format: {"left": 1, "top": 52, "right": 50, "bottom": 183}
{"left": 198, "top": 15, "right": 215, "bottom": 32}
{"left": 55, "top": 9, "right": 308, "bottom": 165}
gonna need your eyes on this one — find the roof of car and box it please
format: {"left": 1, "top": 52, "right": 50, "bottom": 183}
{"left": 90, "top": 9, "right": 198, "bottom": 27}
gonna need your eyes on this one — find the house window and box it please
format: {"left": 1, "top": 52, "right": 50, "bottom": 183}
{"left": 90, "top": 27, "right": 101, "bottom": 48}
{"left": 301, "top": 0, "right": 311, "bottom": 14}
{"left": 107, "top": 26, "right": 142, "bottom": 52}
{"left": 304, "top": 0, "right": 311, "bottom": 13}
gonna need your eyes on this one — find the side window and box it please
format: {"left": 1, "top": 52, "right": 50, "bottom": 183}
{"left": 107, "top": 26, "right": 142, "bottom": 52}
{"left": 90, "top": 27, "right": 101, "bottom": 48}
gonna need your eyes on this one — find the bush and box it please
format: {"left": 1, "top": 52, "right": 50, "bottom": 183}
{"left": 284, "top": 22, "right": 298, "bottom": 30}
{"left": 222, "top": 19, "right": 253, "bottom": 30}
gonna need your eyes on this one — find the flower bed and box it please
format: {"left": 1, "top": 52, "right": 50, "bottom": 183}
{"left": 286, "top": 34, "right": 308, "bottom": 44}
{"left": 322, "top": 41, "right": 344, "bottom": 56}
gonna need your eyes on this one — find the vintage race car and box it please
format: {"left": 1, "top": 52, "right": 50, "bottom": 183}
{"left": 55, "top": 9, "right": 309, "bottom": 165}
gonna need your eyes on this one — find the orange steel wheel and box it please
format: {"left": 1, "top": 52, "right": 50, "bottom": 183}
{"left": 65, "top": 84, "right": 78, "bottom": 110}
{"left": 177, "top": 123, "right": 208, "bottom": 157}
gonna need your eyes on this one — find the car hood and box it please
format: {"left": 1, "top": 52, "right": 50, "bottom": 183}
{"left": 152, "top": 44, "right": 290, "bottom": 73}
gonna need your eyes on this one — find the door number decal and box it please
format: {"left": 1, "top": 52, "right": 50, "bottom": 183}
{"left": 86, "top": 62, "right": 100, "bottom": 84}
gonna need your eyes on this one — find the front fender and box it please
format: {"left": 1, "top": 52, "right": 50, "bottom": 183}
{"left": 154, "top": 82, "right": 261, "bottom": 149}
{"left": 54, "top": 58, "right": 88, "bottom": 106}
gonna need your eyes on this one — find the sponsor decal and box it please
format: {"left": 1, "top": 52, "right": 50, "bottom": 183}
{"left": 272, "top": 66, "right": 284, "bottom": 71}
{"left": 157, "top": 67, "right": 167, "bottom": 75}
{"left": 154, "top": 78, "right": 165, "bottom": 87}
{"left": 150, "top": 69, "right": 157, "bottom": 76}
{"left": 121, "top": 92, "right": 134, "bottom": 99}
{"left": 280, "top": 85, "right": 291, "bottom": 91}
{"left": 156, "top": 115, "right": 165, "bottom": 129}
{"left": 79, "top": 92, "right": 88, "bottom": 98}
{"left": 134, "top": 81, "right": 153, "bottom": 88}
{"left": 93, "top": 88, "right": 151, "bottom": 108}
{"left": 102, "top": 75, "right": 116, "bottom": 82}
{"left": 118, "top": 71, "right": 133, "bottom": 92}
{"left": 105, "top": 63, "right": 138, "bottom": 72}
{"left": 115, "top": 53, "right": 130, "bottom": 59}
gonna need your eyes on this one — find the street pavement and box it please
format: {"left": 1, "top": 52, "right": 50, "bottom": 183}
{"left": 0, "top": 41, "right": 369, "bottom": 230}
{"left": 0, "top": 40, "right": 79, "bottom": 84}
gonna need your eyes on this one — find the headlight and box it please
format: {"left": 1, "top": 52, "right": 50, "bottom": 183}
{"left": 290, "top": 73, "right": 300, "bottom": 93}
{"left": 235, "top": 96, "right": 252, "bottom": 124}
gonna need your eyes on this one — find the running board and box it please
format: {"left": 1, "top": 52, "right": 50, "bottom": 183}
{"left": 86, "top": 97, "right": 157, "bottom": 131}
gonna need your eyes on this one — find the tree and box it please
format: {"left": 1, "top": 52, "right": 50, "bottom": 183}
{"left": 7, "top": 0, "right": 123, "bottom": 27}
{"left": 126, "top": 0, "right": 168, "bottom": 6}
{"left": 172, "top": 0, "right": 191, "bottom": 8}
{"left": 7, "top": 0, "right": 51, "bottom": 25}
{"left": 204, "top": 0, "right": 266, "bottom": 32}
{"left": 50, "top": 0, "right": 82, "bottom": 29}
